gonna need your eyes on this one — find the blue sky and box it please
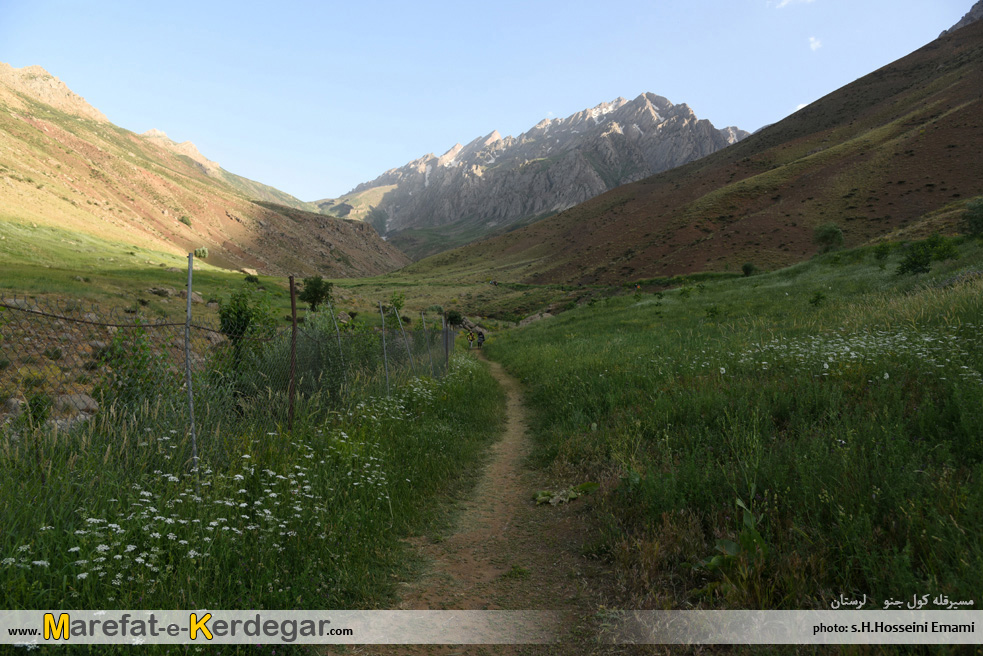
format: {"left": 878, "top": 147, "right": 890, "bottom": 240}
{"left": 0, "top": 0, "right": 972, "bottom": 201}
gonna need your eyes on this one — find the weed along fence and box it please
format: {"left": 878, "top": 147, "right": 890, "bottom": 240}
{"left": 0, "top": 254, "right": 456, "bottom": 468}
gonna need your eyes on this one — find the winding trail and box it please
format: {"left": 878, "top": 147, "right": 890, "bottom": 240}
{"left": 350, "top": 354, "right": 623, "bottom": 655}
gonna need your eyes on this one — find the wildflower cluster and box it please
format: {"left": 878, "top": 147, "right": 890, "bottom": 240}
{"left": 736, "top": 325, "right": 982, "bottom": 384}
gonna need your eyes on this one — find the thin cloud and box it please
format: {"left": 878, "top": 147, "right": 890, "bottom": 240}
{"left": 809, "top": 36, "right": 822, "bottom": 51}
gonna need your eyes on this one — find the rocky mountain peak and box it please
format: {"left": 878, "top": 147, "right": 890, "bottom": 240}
{"left": 333, "top": 92, "right": 750, "bottom": 259}
{"left": 0, "top": 62, "right": 108, "bottom": 123}
{"left": 941, "top": 0, "right": 983, "bottom": 36}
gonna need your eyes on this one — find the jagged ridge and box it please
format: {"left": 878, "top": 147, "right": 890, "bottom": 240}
{"left": 319, "top": 93, "right": 748, "bottom": 259}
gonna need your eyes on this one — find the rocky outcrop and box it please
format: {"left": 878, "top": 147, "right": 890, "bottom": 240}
{"left": 331, "top": 93, "right": 748, "bottom": 256}
{"left": 0, "top": 63, "right": 108, "bottom": 122}
{"left": 941, "top": 0, "right": 983, "bottom": 36}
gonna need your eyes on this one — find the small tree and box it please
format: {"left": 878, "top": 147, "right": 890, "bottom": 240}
{"left": 742, "top": 262, "right": 756, "bottom": 277}
{"left": 896, "top": 242, "right": 933, "bottom": 275}
{"left": 446, "top": 309, "right": 464, "bottom": 326}
{"left": 389, "top": 291, "right": 405, "bottom": 317}
{"left": 298, "top": 276, "right": 333, "bottom": 312}
{"left": 219, "top": 286, "right": 277, "bottom": 366}
{"left": 813, "top": 223, "right": 844, "bottom": 253}
{"left": 193, "top": 247, "right": 208, "bottom": 259}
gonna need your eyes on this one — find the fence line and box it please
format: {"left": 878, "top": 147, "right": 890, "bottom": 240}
{"left": 184, "top": 253, "right": 200, "bottom": 493}
{"left": 1, "top": 257, "right": 457, "bottom": 478}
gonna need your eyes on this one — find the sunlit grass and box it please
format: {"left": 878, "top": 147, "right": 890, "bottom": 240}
{"left": 486, "top": 238, "right": 983, "bottom": 609}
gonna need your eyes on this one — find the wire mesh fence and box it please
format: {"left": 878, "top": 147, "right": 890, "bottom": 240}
{"left": 0, "top": 260, "right": 456, "bottom": 475}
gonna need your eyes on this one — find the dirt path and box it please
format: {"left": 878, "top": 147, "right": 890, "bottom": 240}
{"left": 345, "top": 354, "right": 625, "bottom": 655}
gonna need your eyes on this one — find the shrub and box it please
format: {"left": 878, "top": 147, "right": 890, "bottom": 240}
{"left": 179, "top": 216, "right": 192, "bottom": 227}
{"left": 813, "top": 223, "right": 844, "bottom": 252}
{"left": 298, "top": 276, "right": 333, "bottom": 312}
{"left": 896, "top": 242, "right": 933, "bottom": 275}
{"left": 389, "top": 291, "right": 406, "bottom": 316}
{"left": 446, "top": 310, "right": 464, "bottom": 326}
{"left": 94, "top": 319, "right": 178, "bottom": 409}
{"left": 742, "top": 263, "right": 756, "bottom": 277}
{"left": 244, "top": 274, "right": 260, "bottom": 284}
{"left": 193, "top": 247, "right": 208, "bottom": 259}
{"left": 218, "top": 286, "right": 278, "bottom": 366}
{"left": 925, "top": 233, "right": 958, "bottom": 262}
{"left": 24, "top": 392, "right": 51, "bottom": 427}
{"left": 809, "top": 291, "right": 826, "bottom": 306}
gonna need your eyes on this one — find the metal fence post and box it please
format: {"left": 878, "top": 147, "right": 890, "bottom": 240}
{"left": 422, "top": 310, "right": 435, "bottom": 377}
{"left": 379, "top": 301, "right": 390, "bottom": 396}
{"left": 442, "top": 314, "right": 449, "bottom": 375}
{"left": 393, "top": 308, "right": 416, "bottom": 377}
{"left": 288, "top": 276, "right": 298, "bottom": 433}
{"left": 326, "top": 300, "right": 346, "bottom": 383}
{"left": 184, "top": 253, "right": 200, "bottom": 493}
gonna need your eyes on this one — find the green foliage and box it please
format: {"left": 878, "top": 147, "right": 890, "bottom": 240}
{"left": 23, "top": 391, "right": 52, "bottom": 427}
{"left": 298, "top": 275, "right": 333, "bottom": 312}
{"left": 813, "top": 222, "right": 844, "bottom": 252}
{"left": 896, "top": 234, "right": 958, "bottom": 275}
{"left": 389, "top": 290, "right": 405, "bottom": 316}
{"left": 486, "top": 242, "right": 983, "bottom": 609}
{"left": 218, "top": 286, "right": 278, "bottom": 362}
{"left": 897, "top": 242, "right": 933, "bottom": 275}
{"left": 0, "top": 355, "right": 505, "bottom": 617}
{"left": 94, "top": 319, "right": 178, "bottom": 409}
{"left": 809, "top": 290, "right": 826, "bottom": 306}
{"left": 179, "top": 215, "right": 192, "bottom": 227}
{"left": 42, "top": 346, "right": 62, "bottom": 361}
{"left": 446, "top": 309, "right": 464, "bottom": 326}
{"left": 243, "top": 274, "right": 260, "bottom": 284}
{"left": 193, "top": 247, "right": 208, "bottom": 259}
{"left": 926, "top": 232, "right": 959, "bottom": 262}
{"left": 963, "top": 199, "right": 983, "bottom": 238}
{"left": 741, "top": 262, "right": 756, "bottom": 277}
{"left": 873, "top": 242, "right": 892, "bottom": 269}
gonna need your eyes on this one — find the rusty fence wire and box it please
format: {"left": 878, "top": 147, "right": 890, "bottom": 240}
{"left": 0, "top": 273, "right": 456, "bottom": 473}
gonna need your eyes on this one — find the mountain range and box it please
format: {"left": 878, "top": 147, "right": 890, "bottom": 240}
{"left": 317, "top": 94, "right": 748, "bottom": 259}
{"left": 409, "top": 17, "right": 983, "bottom": 285}
{"left": 2, "top": 3, "right": 981, "bottom": 288}
{"left": 0, "top": 62, "right": 408, "bottom": 277}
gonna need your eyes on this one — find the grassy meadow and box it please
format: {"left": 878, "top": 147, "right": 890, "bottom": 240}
{"left": 1, "top": 352, "right": 503, "bottom": 617}
{"left": 486, "top": 237, "right": 983, "bottom": 610}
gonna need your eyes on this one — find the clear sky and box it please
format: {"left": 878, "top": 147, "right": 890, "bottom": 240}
{"left": 0, "top": 0, "right": 972, "bottom": 201}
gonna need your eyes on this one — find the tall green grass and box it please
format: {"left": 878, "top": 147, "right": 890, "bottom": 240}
{"left": 486, "top": 239, "right": 983, "bottom": 609}
{"left": 0, "top": 354, "right": 503, "bottom": 616}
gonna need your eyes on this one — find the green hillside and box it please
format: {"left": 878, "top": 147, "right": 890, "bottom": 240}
{"left": 485, "top": 234, "right": 983, "bottom": 609}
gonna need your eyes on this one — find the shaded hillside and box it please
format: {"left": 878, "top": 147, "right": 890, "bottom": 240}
{"left": 414, "top": 21, "right": 983, "bottom": 285}
{"left": 0, "top": 64, "right": 408, "bottom": 278}
{"left": 318, "top": 94, "right": 747, "bottom": 260}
